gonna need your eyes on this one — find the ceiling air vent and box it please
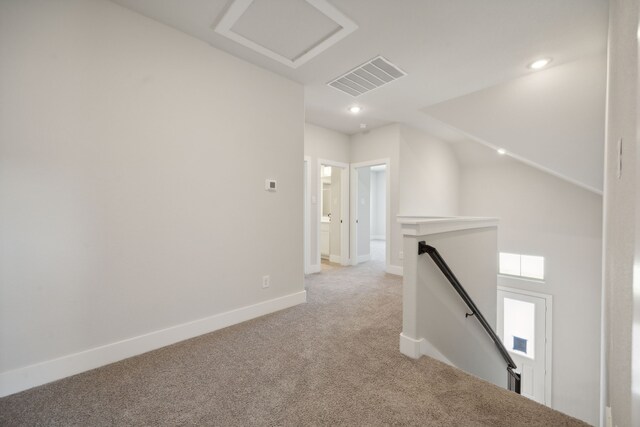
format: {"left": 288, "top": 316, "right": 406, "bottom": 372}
{"left": 328, "top": 56, "right": 407, "bottom": 97}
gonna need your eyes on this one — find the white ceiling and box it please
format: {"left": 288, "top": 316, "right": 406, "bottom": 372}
{"left": 110, "top": 0, "right": 609, "bottom": 191}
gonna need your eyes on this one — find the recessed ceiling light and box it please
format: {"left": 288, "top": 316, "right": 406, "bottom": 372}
{"left": 348, "top": 106, "right": 362, "bottom": 114}
{"left": 497, "top": 148, "right": 506, "bottom": 155}
{"left": 528, "top": 58, "right": 552, "bottom": 70}
{"left": 360, "top": 123, "right": 367, "bottom": 129}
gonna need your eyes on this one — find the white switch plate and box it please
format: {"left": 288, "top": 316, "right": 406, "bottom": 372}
{"left": 262, "top": 275, "right": 270, "bottom": 288}
{"left": 399, "top": 251, "right": 404, "bottom": 260}
{"left": 265, "top": 179, "right": 277, "bottom": 191}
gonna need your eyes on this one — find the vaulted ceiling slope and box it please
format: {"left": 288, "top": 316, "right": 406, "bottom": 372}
{"left": 111, "top": 0, "right": 609, "bottom": 192}
{"left": 425, "top": 54, "right": 607, "bottom": 193}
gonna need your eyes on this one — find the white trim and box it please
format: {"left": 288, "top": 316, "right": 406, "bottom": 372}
{"left": 497, "top": 273, "right": 545, "bottom": 285}
{"left": 371, "top": 235, "right": 385, "bottom": 241}
{"left": 304, "top": 156, "right": 312, "bottom": 275}
{"left": 317, "top": 159, "right": 350, "bottom": 268}
{"left": 497, "top": 286, "right": 553, "bottom": 407}
{"left": 350, "top": 159, "right": 391, "bottom": 271}
{"left": 398, "top": 216, "right": 498, "bottom": 237}
{"left": 386, "top": 265, "right": 403, "bottom": 276}
{"left": 307, "top": 264, "right": 321, "bottom": 274}
{"left": 0, "top": 291, "right": 307, "bottom": 397}
{"left": 399, "top": 333, "right": 423, "bottom": 359}
{"left": 214, "top": 0, "right": 358, "bottom": 69}
{"left": 357, "top": 254, "right": 371, "bottom": 263}
{"left": 399, "top": 333, "right": 454, "bottom": 366}
{"left": 600, "top": 85, "right": 610, "bottom": 425}
{"left": 329, "top": 254, "right": 342, "bottom": 264}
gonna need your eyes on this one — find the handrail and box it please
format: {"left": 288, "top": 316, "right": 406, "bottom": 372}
{"left": 418, "top": 241, "right": 521, "bottom": 393}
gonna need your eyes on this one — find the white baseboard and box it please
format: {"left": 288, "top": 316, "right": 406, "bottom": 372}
{"left": 329, "top": 254, "right": 341, "bottom": 263}
{"left": 399, "top": 333, "right": 423, "bottom": 359}
{"left": 386, "top": 265, "right": 403, "bottom": 276}
{"left": 371, "top": 235, "right": 385, "bottom": 241}
{"left": 307, "top": 264, "right": 321, "bottom": 274}
{"left": 357, "top": 254, "right": 371, "bottom": 263}
{"left": 0, "top": 290, "right": 307, "bottom": 397}
{"left": 399, "top": 333, "right": 454, "bottom": 367}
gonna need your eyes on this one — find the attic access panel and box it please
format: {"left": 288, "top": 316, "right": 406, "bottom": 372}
{"left": 214, "top": 0, "right": 358, "bottom": 69}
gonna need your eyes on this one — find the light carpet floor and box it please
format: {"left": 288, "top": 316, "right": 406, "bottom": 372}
{"left": 0, "top": 242, "right": 587, "bottom": 426}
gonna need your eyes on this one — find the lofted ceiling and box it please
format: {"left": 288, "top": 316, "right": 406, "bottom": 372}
{"left": 111, "top": 0, "right": 609, "bottom": 192}
{"left": 425, "top": 54, "right": 607, "bottom": 193}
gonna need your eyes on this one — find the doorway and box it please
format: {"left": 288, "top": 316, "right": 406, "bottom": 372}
{"left": 497, "top": 287, "right": 552, "bottom": 406}
{"left": 304, "top": 157, "right": 311, "bottom": 275}
{"left": 318, "top": 159, "right": 349, "bottom": 268}
{"left": 350, "top": 159, "right": 390, "bottom": 270}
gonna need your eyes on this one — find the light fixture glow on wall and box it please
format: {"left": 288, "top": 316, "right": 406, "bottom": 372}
{"left": 497, "top": 148, "right": 506, "bottom": 155}
{"left": 528, "top": 58, "right": 552, "bottom": 70}
{"left": 348, "top": 106, "right": 362, "bottom": 114}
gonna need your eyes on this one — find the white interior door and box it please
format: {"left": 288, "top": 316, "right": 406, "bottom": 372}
{"left": 355, "top": 166, "right": 371, "bottom": 263}
{"left": 318, "top": 160, "right": 350, "bottom": 266}
{"left": 497, "top": 288, "right": 550, "bottom": 405}
{"left": 349, "top": 159, "right": 390, "bottom": 271}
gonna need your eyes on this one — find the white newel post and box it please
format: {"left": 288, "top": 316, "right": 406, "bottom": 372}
{"left": 399, "top": 230, "right": 421, "bottom": 358}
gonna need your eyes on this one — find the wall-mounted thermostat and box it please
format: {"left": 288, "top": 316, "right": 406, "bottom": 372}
{"left": 265, "top": 179, "right": 277, "bottom": 191}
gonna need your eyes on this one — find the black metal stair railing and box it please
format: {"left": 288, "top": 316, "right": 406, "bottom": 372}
{"left": 418, "top": 241, "right": 521, "bottom": 394}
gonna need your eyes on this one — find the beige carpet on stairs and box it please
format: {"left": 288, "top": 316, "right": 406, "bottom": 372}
{"left": 0, "top": 242, "right": 588, "bottom": 426}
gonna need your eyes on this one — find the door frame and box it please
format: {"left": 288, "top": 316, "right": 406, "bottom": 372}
{"left": 498, "top": 286, "right": 553, "bottom": 406}
{"left": 304, "top": 156, "right": 311, "bottom": 275}
{"left": 317, "top": 159, "right": 350, "bottom": 266}
{"left": 349, "top": 158, "right": 391, "bottom": 270}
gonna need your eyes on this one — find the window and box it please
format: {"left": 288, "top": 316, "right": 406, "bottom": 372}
{"left": 499, "top": 252, "right": 544, "bottom": 280}
{"left": 513, "top": 336, "right": 528, "bottom": 353}
{"left": 503, "top": 297, "right": 535, "bottom": 359}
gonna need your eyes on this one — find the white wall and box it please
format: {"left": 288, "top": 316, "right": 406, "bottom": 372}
{"left": 400, "top": 220, "right": 506, "bottom": 388}
{"left": 0, "top": 0, "right": 304, "bottom": 393}
{"left": 416, "top": 228, "right": 505, "bottom": 387}
{"left": 357, "top": 168, "right": 371, "bottom": 258}
{"left": 603, "top": 1, "right": 640, "bottom": 426}
{"left": 398, "top": 125, "right": 459, "bottom": 216}
{"left": 459, "top": 159, "right": 602, "bottom": 425}
{"left": 370, "top": 169, "right": 386, "bottom": 240}
{"left": 304, "top": 123, "right": 350, "bottom": 270}
{"left": 351, "top": 124, "right": 461, "bottom": 271}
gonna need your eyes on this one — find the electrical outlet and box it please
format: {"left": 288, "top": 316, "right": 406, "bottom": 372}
{"left": 262, "top": 275, "right": 270, "bottom": 289}
{"left": 399, "top": 251, "right": 404, "bottom": 260}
